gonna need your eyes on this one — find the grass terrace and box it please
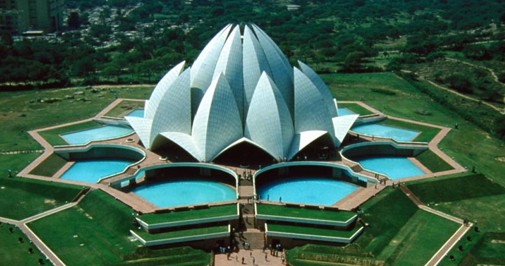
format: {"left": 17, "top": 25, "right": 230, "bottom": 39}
{"left": 379, "top": 210, "right": 460, "bottom": 264}
{"left": 29, "top": 152, "right": 68, "bottom": 177}
{"left": 415, "top": 149, "right": 454, "bottom": 173}
{"left": 103, "top": 99, "right": 145, "bottom": 118}
{"left": 0, "top": 224, "right": 48, "bottom": 265}
{"left": 286, "top": 187, "right": 461, "bottom": 265}
{"left": 267, "top": 223, "right": 363, "bottom": 240}
{"left": 38, "top": 120, "right": 102, "bottom": 146}
{"left": 131, "top": 225, "right": 229, "bottom": 243}
{"left": 138, "top": 204, "right": 237, "bottom": 226}
{"left": 407, "top": 174, "right": 505, "bottom": 203}
{"left": 0, "top": 154, "right": 83, "bottom": 220}
{"left": 28, "top": 189, "right": 211, "bottom": 265}
{"left": 256, "top": 204, "right": 356, "bottom": 224}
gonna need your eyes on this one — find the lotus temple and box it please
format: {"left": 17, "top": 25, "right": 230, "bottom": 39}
{"left": 19, "top": 23, "right": 465, "bottom": 258}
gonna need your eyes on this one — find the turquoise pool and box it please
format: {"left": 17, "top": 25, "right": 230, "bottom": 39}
{"left": 357, "top": 157, "right": 425, "bottom": 180}
{"left": 61, "top": 125, "right": 133, "bottom": 145}
{"left": 127, "top": 109, "right": 144, "bottom": 118}
{"left": 132, "top": 179, "right": 236, "bottom": 208}
{"left": 257, "top": 177, "right": 358, "bottom": 206}
{"left": 351, "top": 123, "right": 419, "bottom": 142}
{"left": 60, "top": 159, "right": 133, "bottom": 183}
{"left": 338, "top": 107, "right": 355, "bottom": 116}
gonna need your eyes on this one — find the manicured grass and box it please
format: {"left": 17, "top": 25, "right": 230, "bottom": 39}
{"left": 256, "top": 204, "right": 355, "bottom": 222}
{"left": 29, "top": 152, "right": 68, "bottom": 177}
{"left": 104, "top": 99, "right": 145, "bottom": 117}
{"left": 380, "top": 118, "right": 440, "bottom": 142}
{"left": 139, "top": 203, "right": 237, "bottom": 224}
{"left": 406, "top": 174, "right": 505, "bottom": 203}
{"left": 338, "top": 102, "right": 374, "bottom": 115}
{"left": 0, "top": 153, "right": 40, "bottom": 176}
{"left": 286, "top": 188, "right": 419, "bottom": 265}
{"left": 415, "top": 149, "right": 453, "bottom": 172}
{"left": 132, "top": 225, "right": 229, "bottom": 241}
{"left": 380, "top": 210, "right": 460, "bottom": 264}
{"left": 440, "top": 232, "right": 505, "bottom": 266}
{"left": 356, "top": 188, "right": 418, "bottom": 255}
{"left": 28, "top": 189, "right": 138, "bottom": 265}
{"left": 28, "top": 189, "right": 210, "bottom": 265}
{"left": 0, "top": 224, "right": 48, "bottom": 265}
{"left": 267, "top": 223, "right": 362, "bottom": 238}
{"left": 38, "top": 120, "right": 102, "bottom": 146}
{"left": 0, "top": 154, "right": 83, "bottom": 220}
{"left": 0, "top": 86, "right": 151, "bottom": 151}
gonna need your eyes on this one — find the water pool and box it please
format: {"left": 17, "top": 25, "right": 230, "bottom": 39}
{"left": 351, "top": 123, "right": 419, "bottom": 142}
{"left": 338, "top": 108, "right": 355, "bottom": 116}
{"left": 61, "top": 125, "right": 133, "bottom": 145}
{"left": 357, "top": 157, "right": 425, "bottom": 180}
{"left": 60, "top": 159, "right": 133, "bottom": 183}
{"left": 257, "top": 177, "right": 358, "bottom": 206}
{"left": 127, "top": 109, "right": 144, "bottom": 118}
{"left": 132, "top": 179, "right": 236, "bottom": 208}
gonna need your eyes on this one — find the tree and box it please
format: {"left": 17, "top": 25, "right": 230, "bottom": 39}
{"left": 342, "top": 52, "right": 365, "bottom": 72}
{"left": 67, "top": 11, "right": 81, "bottom": 29}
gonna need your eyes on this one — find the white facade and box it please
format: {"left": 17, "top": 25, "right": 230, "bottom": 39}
{"left": 126, "top": 24, "right": 358, "bottom": 162}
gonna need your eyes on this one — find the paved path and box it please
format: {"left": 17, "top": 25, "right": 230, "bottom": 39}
{"left": 215, "top": 248, "right": 285, "bottom": 266}
{"left": 399, "top": 184, "right": 470, "bottom": 266}
{"left": 0, "top": 203, "right": 80, "bottom": 266}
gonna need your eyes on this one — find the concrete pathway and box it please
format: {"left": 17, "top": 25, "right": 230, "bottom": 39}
{"left": 215, "top": 248, "right": 285, "bottom": 266}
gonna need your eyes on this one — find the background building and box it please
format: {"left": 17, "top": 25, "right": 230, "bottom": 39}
{"left": 0, "top": 0, "right": 63, "bottom": 34}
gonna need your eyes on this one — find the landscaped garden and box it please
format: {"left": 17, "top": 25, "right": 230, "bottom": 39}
{"left": 0, "top": 71, "right": 503, "bottom": 264}
{"left": 28, "top": 189, "right": 211, "bottom": 265}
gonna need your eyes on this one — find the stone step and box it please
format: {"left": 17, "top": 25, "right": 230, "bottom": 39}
{"left": 236, "top": 231, "right": 265, "bottom": 250}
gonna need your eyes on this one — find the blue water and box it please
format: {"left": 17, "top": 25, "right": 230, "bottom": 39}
{"left": 338, "top": 108, "right": 355, "bottom": 116}
{"left": 61, "top": 125, "right": 133, "bottom": 145}
{"left": 132, "top": 179, "right": 236, "bottom": 208}
{"left": 357, "top": 157, "right": 425, "bottom": 180}
{"left": 351, "top": 123, "right": 419, "bottom": 142}
{"left": 60, "top": 159, "right": 133, "bottom": 183}
{"left": 258, "top": 177, "right": 358, "bottom": 206}
{"left": 127, "top": 109, "right": 144, "bottom": 118}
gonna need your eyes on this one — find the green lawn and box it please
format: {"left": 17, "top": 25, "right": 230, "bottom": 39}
{"left": 256, "top": 204, "right": 355, "bottom": 222}
{"left": 415, "top": 149, "right": 453, "bottom": 173}
{"left": 440, "top": 232, "right": 505, "bottom": 265}
{"left": 0, "top": 224, "right": 49, "bottom": 265}
{"left": 28, "top": 189, "right": 210, "bottom": 265}
{"left": 406, "top": 174, "right": 505, "bottom": 204}
{"left": 380, "top": 210, "right": 460, "bottom": 264}
{"left": 29, "top": 152, "right": 68, "bottom": 177}
{"left": 286, "top": 188, "right": 420, "bottom": 265}
{"left": 138, "top": 203, "right": 237, "bottom": 224}
{"left": 267, "top": 223, "right": 362, "bottom": 238}
{"left": 132, "top": 225, "right": 229, "bottom": 241}
{"left": 0, "top": 86, "right": 151, "bottom": 151}
{"left": 0, "top": 154, "right": 83, "bottom": 220}
{"left": 38, "top": 120, "right": 102, "bottom": 146}
{"left": 104, "top": 99, "right": 145, "bottom": 118}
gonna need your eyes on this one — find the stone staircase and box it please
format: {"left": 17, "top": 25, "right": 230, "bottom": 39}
{"left": 236, "top": 228, "right": 265, "bottom": 250}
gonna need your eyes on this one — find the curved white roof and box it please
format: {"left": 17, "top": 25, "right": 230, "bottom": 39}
{"left": 127, "top": 24, "right": 358, "bottom": 162}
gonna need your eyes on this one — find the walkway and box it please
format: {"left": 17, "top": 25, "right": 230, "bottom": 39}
{"left": 215, "top": 248, "right": 284, "bottom": 266}
{"left": 399, "top": 185, "right": 471, "bottom": 265}
{"left": 0, "top": 200, "right": 84, "bottom": 266}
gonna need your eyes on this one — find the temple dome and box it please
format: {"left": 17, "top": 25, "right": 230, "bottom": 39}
{"left": 126, "top": 24, "right": 358, "bottom": 162}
